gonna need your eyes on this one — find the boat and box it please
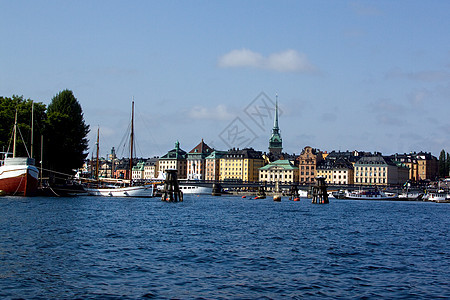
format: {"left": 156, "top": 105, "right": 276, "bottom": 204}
{"left": 84, "top": 100, "right": 153, "bottom": 197}
{"left": 85, "top": 181, "right": 154, "bottom": 197}
{"left": 0, "top": 110, "right": 39, "bottom": 196}
{"left": 424, "top": 190, "right": 450, "bottom": 203}
{"left": 344, "top": 188, "right": 398, "bottom": 200}
{"left": 178, "top": 185, "right": 212, "bottom": 195}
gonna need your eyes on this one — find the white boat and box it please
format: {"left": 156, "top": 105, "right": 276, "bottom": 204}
{"left": 345, "top": 188, "right": 398, "bottom": 200}
{"left": 85, "top": 184, "right": 153, "bottom": 197}
{"left": 424, "top": 190, "right": 449, "bottom": 203}
{"left": 178, "top": 185, "right": 212, "bottom": 195}
{"left": 0, "top": 110, "right": 39, "bottom": 196}
{"left": 84, "top": 100, "right": 153, "bottom": 197}
{"left": 398, "top": 191, "right": 423, "bottom": 200}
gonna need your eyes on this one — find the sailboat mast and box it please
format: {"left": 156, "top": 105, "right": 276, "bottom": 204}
{"left": 129, "top": 100, "right": 134, "bottom": 181}
{"left": 95, "top": 127, "right": 99, "bottom": 180}
{"left": 12, "top": 110, "right": 18, "bottom": 158}
{"left": 31, "top": 101, "right": 34, "bottom": 159}
{"left": 40, "top": 135, "right": 43, "bottom": 187}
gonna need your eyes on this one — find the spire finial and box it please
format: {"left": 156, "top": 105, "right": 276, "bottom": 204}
{"left": 273, "top": 93, "right": 279, "bottom": 130}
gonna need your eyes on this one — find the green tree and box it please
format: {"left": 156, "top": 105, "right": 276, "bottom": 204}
{"left": 44, "top": 90, "right": 89, "bottom": 177}
{"left": 0, "top": 95, "right": 46, "bottom": 158}
{"left": 438, "top": 149, "right": 446, "bottom": 178}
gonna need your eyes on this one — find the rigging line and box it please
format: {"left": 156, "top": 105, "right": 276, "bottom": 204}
{"left": 135, "top": 109, "right": 162, "bottom": 155}
{"left": 16, "top": 125, "right": 31, "bottom": 157}
{"left": 117, "top": 121, "right": 132, "bottom": 158}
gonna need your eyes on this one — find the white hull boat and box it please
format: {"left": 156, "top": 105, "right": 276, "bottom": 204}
{"left": 85, "top": 184, "right": 154, "bottom": 197}
{"left": 345, "top": 189, "right": 398, "bottom": 200}
{"left": 178, "top": 185, "right": 212, "bottom": 195}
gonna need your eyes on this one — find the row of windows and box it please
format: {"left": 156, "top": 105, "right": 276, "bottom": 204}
{"left": 356, "top": 172, "right": 386, "bottom": 177}
{"left": 300, "top": 171, "right": 314, "bottom": 176}
{"left": 356, "top": 166, "right": 386, "bottom": 171}
{"left": 261, "top": 174, "right": 294, "bottom": 179}
{"left": 300, "top": 166, "right": 315, "bottom": 170}
{"left": 355, "top": 178, "right": 386, "bottom": 183}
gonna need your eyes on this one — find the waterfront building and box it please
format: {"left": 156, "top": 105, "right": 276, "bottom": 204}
{"left": 143, "top": 157, "right": 159, "bottom": 180}
{"left": 390, "top": 152, "right": 438, "bottom": 181}
{"left": 219, "top": 148, "right": 264, "bottom": 182}
{"left": 316, "top": 157, "right": 354, "bottom": 185}
{"left": 132, "top": 161, "right": 145, "bottom": 180}
{"left": 113, "top": 159, "right": 131, "bottom": 179}
{"left": 297, "top": 146, "right": 323, "bottom": 184}
{"left": 268, "top": 95, "right": 283, "bottom": 156}
{"left": 186, "top": 139, "right": 213, "bottom": 180}
{"left": 354, "top": 155, "right": 409, "bottom": 185}
{"left": 158, "top": 141, "right": 187, "bottom": 179}
{"left": 390, "top": 153, "right": 419, "bottom": 182}
{"left": 259, "top": 159, "right": 299, "bottom": 184}
{"left": 416, "top": 152, "right": 438, "bottom": 180}
{"left": 324, "top": 150, "right": 369, "bottom": 165}
{"left": 205, "top": 150, "right": 226, "bottom": 181}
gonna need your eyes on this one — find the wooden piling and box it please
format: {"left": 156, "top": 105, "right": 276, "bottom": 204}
{"left": 311, "top": 177, "right": 329, "bottom": 204}
{"left": 211, "top": 183, "right": 222, "bottom": 196}
{"left": 288, "top": 184, "right": 299, "bottom": 200}
{"left": 161, "top": 169, "right": 183, "bottom": 202}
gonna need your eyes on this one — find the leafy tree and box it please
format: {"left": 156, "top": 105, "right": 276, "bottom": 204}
{"left": 438, "top": 149, "right": 446, "bottom": 178}
{"left": 0, "top": 95, "right": 46, "bottom": 158}
{"left": 44, "top": 90, "right": 89, "bottom": 177}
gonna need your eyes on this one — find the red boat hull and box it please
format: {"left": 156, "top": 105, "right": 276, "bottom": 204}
{"left": 0, "top": 172, "right": 38, "bottom": 196}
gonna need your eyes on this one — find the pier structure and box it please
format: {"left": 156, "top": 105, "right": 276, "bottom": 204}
{"left": 211, "top": 183, "right": 222, "bottom": 196}
{"left": 255, "top": 184, "right": 266, "bottom": 199}
{"left": 161, "top": 169, "right": 183, "bottom": 202}
{"left": 311, "top": 177, "right": 329, "bottom": 204}
{"left": 288, "top": 184, "right": 300, "bottom": 200}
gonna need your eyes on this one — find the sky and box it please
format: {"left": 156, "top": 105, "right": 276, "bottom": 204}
{"left": 1, "top": 1, "right": 449, "bottom": 159}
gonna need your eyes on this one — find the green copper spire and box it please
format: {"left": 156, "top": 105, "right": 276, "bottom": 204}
{"left": 269, "top": 94, "right": 282, "bottom": 154}
{"left": 273, "top": 94, "right": 279, "bottom": 130}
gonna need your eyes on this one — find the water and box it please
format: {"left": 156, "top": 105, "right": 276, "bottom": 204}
{"left": 0, "top": 195, "right": 449, "bottom": 299}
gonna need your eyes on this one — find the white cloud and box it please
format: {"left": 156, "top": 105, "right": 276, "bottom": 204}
{"left": 218, "top": 49, "right": 316, "bottom": 73}
{"left": 217, "top": 49, "right": 263, "bottom": 68}
{"left": 188, "top": 104, "right": 234, "bottom": 121}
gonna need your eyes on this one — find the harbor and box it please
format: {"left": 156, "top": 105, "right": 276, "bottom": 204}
{"left": 0, "top": 194, "right": 448, "bottom": 299}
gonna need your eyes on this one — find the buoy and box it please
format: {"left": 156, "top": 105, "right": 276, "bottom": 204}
{"left": 294, "top": 197, "right": 300, "bottom": 201}
{"left": 242, "top": 196, "right": 246, "bottom": 198}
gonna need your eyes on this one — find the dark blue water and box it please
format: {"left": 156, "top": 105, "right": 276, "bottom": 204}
{"left": 0, "top": 195, "right": 449, "bottom": 299}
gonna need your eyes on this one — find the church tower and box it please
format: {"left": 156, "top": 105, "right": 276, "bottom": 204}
{"left": 269, "top": 94, "right": 283, "bottom": 155}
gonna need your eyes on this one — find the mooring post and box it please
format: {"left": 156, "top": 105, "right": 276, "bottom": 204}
{"left": 161, "top": 169, "right": 183, "bottom": 202}
{"left": 211, "top": 183, "right": 222, "bottom": 196}
{"left": 312, "top": 177, "right": 329, "bottom": 204}
{"left": 289, "top": 184, "right": 299, "bottom": 200}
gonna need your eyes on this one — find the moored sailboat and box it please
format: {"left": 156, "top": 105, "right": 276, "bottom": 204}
{"left": 84, "top": 100, "right": 153, "bottom": 197}
{"left": 0, "top": 110, "right": 39, "bottom": 196}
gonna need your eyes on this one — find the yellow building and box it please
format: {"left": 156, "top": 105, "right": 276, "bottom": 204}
{"left": 354, "top": 155, "right": 409, "bottom": 185}
{"left": 259, "top": 160, "right": 299, "bottom": 184}
{"left": 317, "top": 158, "right": 354, "bottom": 185}
{"left": 391, "top": 152, "right": 438, "bottom": 182}
{"left": 219, "top": 148, "right": 264, "bottom": 182}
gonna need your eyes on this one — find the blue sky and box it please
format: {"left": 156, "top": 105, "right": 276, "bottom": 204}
{"left": 1, "top": 1, "right": 449, "bottom": 158}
